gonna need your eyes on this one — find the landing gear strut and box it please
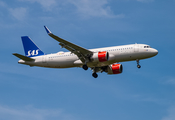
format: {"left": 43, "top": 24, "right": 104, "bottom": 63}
{"left": 82, "top": 64, "right": 88, "bottom": 70}
{"left": 136, "top": 59, "right": 141, "bottom": 68}
{"left": 92, "top": 72, "right": 98, "bottom": 78}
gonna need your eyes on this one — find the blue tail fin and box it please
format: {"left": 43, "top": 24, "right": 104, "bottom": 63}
{"left": 21, "top": 36, "right": 45, "bottom": 57}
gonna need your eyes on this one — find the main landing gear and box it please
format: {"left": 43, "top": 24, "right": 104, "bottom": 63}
{"left": 82, "top": 65, "right": 98, "bottom": 78}
{"left": 136, "top": 59, "right": 141, "bottom": 68}
{"left": 82, "top": 64, "right": 88, "bottom": 70}
{"left": 92, "top": 72, "right": 98, "bottom": 78}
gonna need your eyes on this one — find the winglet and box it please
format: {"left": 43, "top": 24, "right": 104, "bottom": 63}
{"left": 44, "top": 26, "right": 52, "bottom": 34}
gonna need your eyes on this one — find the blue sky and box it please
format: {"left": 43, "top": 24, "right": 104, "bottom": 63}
{"left": 0, "top": 0, "right": 175, "bottom": 120}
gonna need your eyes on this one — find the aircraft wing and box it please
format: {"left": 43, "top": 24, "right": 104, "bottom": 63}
{"left": 44, "top": 26, "right": 93, "bottom": 63}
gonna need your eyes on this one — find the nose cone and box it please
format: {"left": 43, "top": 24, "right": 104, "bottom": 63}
{"left": 152, "top": 48, "right": 158, "bottom": 56}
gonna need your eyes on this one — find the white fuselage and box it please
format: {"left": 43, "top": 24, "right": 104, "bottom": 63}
{"left": 18, "top": 44, "right": 158, "bottom": 68}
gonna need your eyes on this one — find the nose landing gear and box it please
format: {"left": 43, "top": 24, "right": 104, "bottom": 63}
{"left": 136, "top": 59, "right": 141, "bottom": 68}
{"left": 137, "top": 64, "right": 141, "bottom": 68}
{"left": 92, "top": 72, "right": 98, "bottom": 78}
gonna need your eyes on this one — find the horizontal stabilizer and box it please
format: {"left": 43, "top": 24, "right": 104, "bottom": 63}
{"left": 13, "top": 53, "right": 35, "bottom": 61}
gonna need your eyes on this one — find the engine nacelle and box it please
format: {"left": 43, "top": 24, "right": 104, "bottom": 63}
{"left": 107, "top": 64, "right": 123, "bottom": 74}
{"left": 91, "top": 51, "right": 109, "bottom": 62}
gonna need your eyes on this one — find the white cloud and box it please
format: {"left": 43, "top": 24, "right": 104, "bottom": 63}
{"left": 9, "top": 7, "right": 27, "bottom": 21}
{"left": 0, "top": 1, "right": 27, "bottom": 21}
{"left": 129, "top": 94, "right": 166, "bottom": 105}
{"left": 0, "top": 105, "right": 75, "bottom": 120}
{"left": 20, "top": 0, "right": 57, "bottom": 11}
{"left": 68, "top": 0, "right": 122, "bottom": 18}
{"left": 0, "top": 0, "right": 6, "bottom": 7}
{"left": 18, "top": 0, "right": 124, "bottom": 19}
{"left": 162, "top": 106, "right": 175, "bottom": 120}
{"left": 166, "top": 78, "right": 175, "bottom": 85}
{"left": 137, "top": 0, "right": 154, "bottom": 3}
{"left": 161, "top": 77, "right": 175, "bottom": 86}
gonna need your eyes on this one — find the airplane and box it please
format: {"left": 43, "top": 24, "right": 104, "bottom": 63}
{"left": 13, "top": 26, "right": 158, "bottom": 78}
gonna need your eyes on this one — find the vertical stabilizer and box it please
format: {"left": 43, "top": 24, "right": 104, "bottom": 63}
{"left": 21, "top": 36, "right": 44, "bottom": 57}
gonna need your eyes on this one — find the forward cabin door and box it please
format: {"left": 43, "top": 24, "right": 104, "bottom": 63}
{"left": 134, "top": 44, "right": 139, "bottom": 52}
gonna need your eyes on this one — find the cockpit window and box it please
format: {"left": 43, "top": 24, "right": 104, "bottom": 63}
{"left": 144, "top": 46, "right": 151, "bottom": 48}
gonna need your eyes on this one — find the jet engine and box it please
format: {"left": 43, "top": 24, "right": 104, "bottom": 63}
{"left": 107, "top": 64, "right": 123, "bottom": 74}
{"left": 91, "top": 51, "right": 109, "bottom": 62}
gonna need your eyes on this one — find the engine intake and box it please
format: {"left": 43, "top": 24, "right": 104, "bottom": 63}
{"left": 107, "top": 64, "right": 123, "bottom": 74}
{"left": 91, "top": 51, "right": 109, "bottom": 62}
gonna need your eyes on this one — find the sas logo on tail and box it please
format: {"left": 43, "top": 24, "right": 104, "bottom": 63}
{"left": 27, "top": 49, "right": 39, "bottom": 56}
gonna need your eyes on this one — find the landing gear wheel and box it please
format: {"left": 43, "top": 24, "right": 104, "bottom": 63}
{"left": 137, "top": 65, "right": 141, "bottom": 68}
{"left": 92, "top": 73, "right": 98, "bottom": 78}
{"left": 136, "top": 59, "right": 141, "bottom": 69}
{"left": 82, "top": 64, "right": 88, "bottom": 70}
